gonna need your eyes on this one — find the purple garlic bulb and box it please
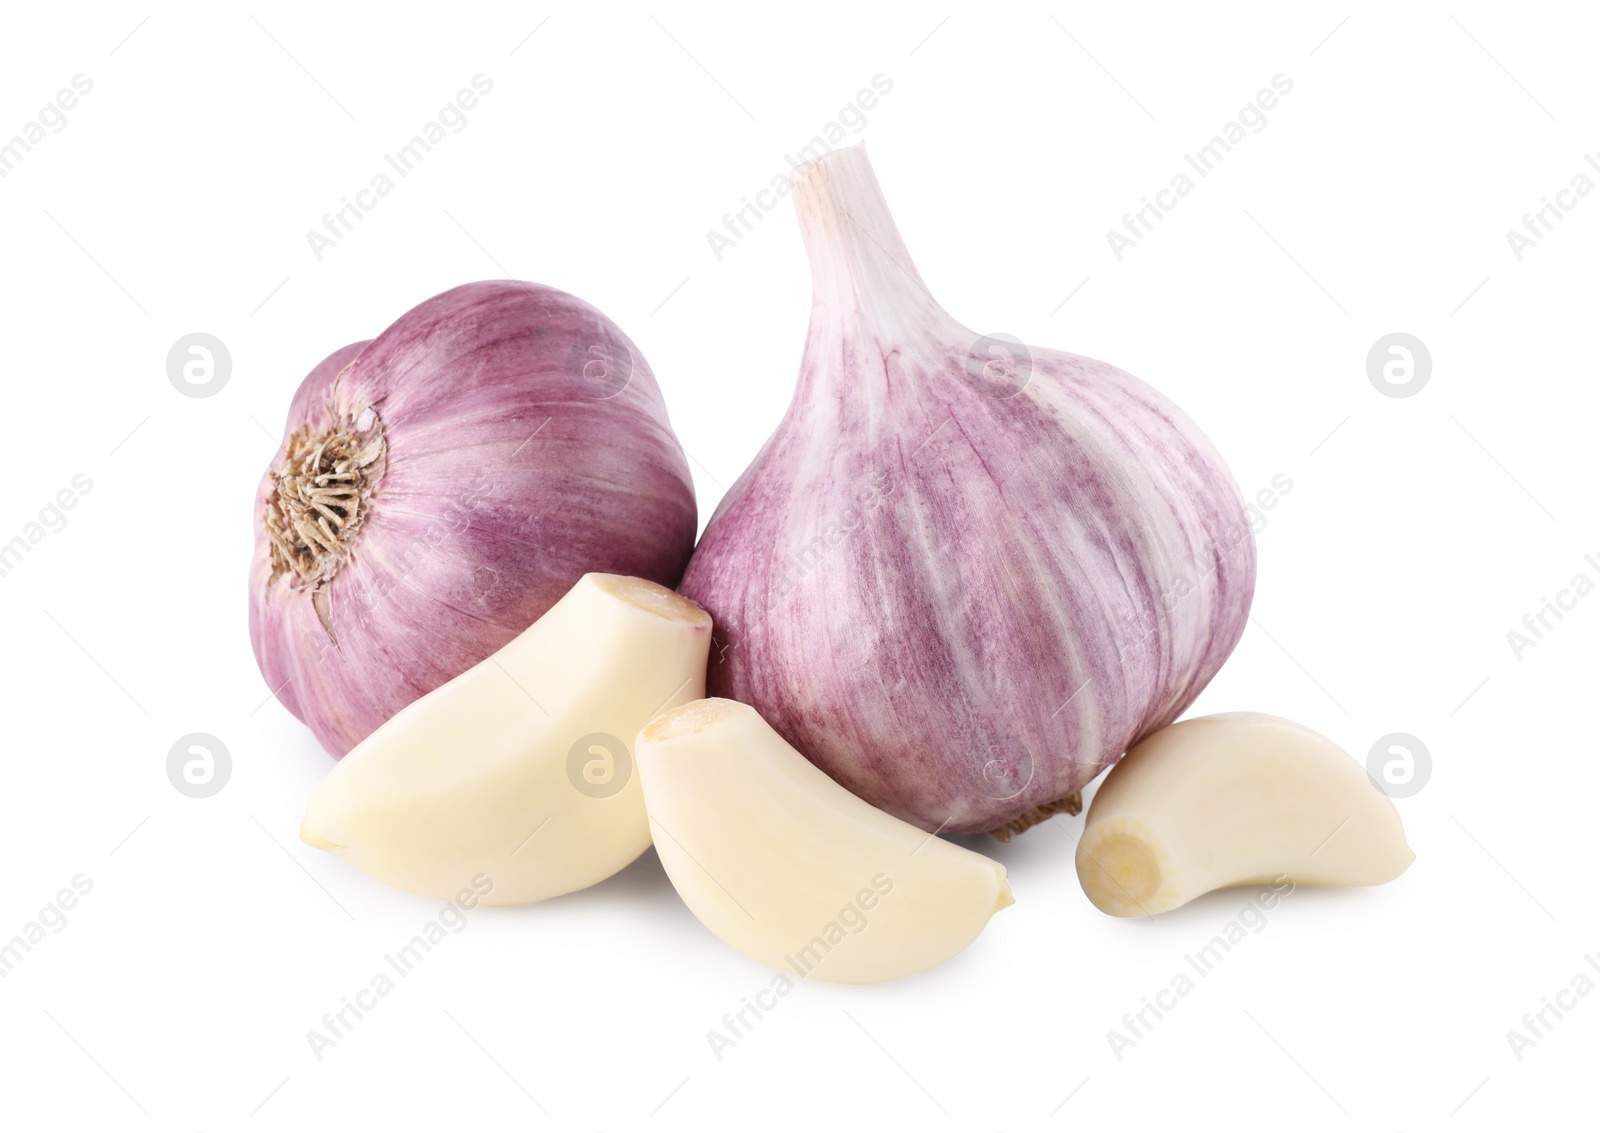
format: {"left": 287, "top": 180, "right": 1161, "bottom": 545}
{"left": 680, "top": 146, "right": 1256, "bottom": 836}
{"left": 250, "top": 281, "right": 697, "bottom": 757}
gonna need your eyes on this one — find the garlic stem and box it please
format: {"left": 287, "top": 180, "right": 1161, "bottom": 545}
{"left": 791, "top": 145, "right": 946, "bottom": 340}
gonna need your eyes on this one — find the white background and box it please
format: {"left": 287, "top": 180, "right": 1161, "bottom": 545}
{"left": 0, "top": 2, "right": 1594, "bottom": 1129}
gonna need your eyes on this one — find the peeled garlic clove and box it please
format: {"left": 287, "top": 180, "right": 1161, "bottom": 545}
{"left": 636, "top": 698, "right": 1013, "bottom": 984}
{"left": 1076, "top": 712, "right": 1414, "bottom": 917}
{"left": 679, "top": 144, "right": 1255, "bottom": 837}
{"left": 300, "top": 574, "right": 711, "bottom": 905}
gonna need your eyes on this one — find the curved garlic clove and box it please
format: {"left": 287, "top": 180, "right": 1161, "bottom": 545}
{"left": 300, "top": 574, "right": 711, "bottom": 905}
{"left": 1076, "top": 712, "right": 1414, "bottom": 917}
{"left": 636, "top": 698, "right": 1013, "bottom": 985}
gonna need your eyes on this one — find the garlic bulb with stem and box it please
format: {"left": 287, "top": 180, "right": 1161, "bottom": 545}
{"left": 679, "top": 145, "right": 1256, "bottom": 837}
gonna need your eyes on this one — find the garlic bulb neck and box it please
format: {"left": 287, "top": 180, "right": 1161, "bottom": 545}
{"left": 791, "top": 145, "right": 951, "bottom": 346}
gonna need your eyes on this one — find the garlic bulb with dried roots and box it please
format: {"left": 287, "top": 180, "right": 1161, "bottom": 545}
{"left": 679, "top": 146, "right": 1256, "bottom": 837}
{"left": 250, "top": 281, "right": 697, "bottom": 756}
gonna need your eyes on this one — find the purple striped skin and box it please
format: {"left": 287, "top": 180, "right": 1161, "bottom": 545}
{"left": 678, "top": 148, "right": 1255, "bottom": 835}
{"left": 249, "top": 280, "right": 697, "bottom": 757}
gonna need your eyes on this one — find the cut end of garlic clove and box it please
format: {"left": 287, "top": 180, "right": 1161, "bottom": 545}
{"left": 585, "top": 573, "right": 711, "bottom": 629}
{"left": 1077, "top": 712, "right": 1415, "bottom": 918}
{"left": 639, "top": 696, "right": 740, "bottom": 744}
{"left": 1077, "top": 821, "right": 1177, "bottom": 918}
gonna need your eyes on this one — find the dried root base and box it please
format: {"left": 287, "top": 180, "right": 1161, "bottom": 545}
{"left": 264, "top": 404, "right": 386, "bottom": 589}
{"left": 987, "top": 791, "right": 1083, "bottom": 842}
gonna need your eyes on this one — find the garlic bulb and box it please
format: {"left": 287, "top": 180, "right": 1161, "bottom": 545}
{"left": 250, "top": 281, "right": 697, "bottom": 757}
{"left": 679, "top": 146, "right": 1256, "bottom": 836}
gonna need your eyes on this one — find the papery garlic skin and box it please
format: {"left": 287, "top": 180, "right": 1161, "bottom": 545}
{"left": 301, "top": 574, "right": 712, "bottom": 905}
{"left": 679, "top": 147, "right": 1256, "bottom": 835}
{"left": 1077, "top": 713, "right": 1414, "bottom": 917}
{"left": 250, "top": 281, "right": 697, "bottom": 757}
{"left": 636, "top": 698, "right": 1012, "bottom": 984}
